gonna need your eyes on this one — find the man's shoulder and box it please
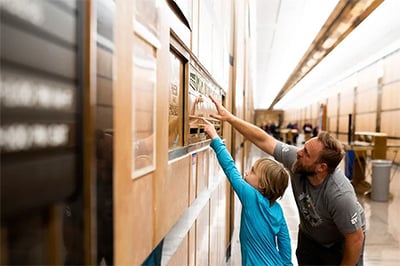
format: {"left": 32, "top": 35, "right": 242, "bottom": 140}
{"left": 325, "top": 170, "right": 357, "bottom": 200}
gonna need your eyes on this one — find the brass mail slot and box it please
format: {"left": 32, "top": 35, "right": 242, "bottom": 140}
{"left": 188, "top": 115, "right": 221, "bottom": 143}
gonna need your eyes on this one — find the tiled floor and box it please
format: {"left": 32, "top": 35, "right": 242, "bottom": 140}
{"left": 226, "top": 143, "right": 400, "bottom": 266}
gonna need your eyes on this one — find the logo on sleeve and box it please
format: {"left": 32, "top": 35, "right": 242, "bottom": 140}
{"left": 351, "top": 212, "right": 358, "bottom": 224}
{"left": 281, "top": 144, "right": 290, "bottom": 153}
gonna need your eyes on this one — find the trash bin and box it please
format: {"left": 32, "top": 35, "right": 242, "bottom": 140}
{"left": 345, "top": 150, "right": 355, "bottom": 180}
{"left": 371, "top": 160, "right": 392, "bottom": 202}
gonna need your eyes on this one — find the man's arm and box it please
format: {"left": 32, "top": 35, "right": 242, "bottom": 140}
{"left": 341, "top": 228, "right": 364, "bottom": 265}
{"left": 208, "top": 95, "right": 278, "bottom": 155}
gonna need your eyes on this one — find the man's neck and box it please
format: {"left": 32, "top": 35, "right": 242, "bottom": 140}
{"left": 307, "top": 173, "right": 327, "bottom": 186}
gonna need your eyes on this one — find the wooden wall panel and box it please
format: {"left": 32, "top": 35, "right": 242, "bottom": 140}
{"left": 157, "top": 156, "right": 190, "bottom": 238}
{"left": 327, "top": 94, "right": 338, "bottom": 117}
{"left": 153, "top": 0, "right": 171, "bottom": 250}
{"left": 383, "top": 50, "right": 400, "bottom": 83}
{"left": 189, "top": 153, "right": 197, "bottom": 205}
{"left": 339, "top": 78, "right": 355, "bottom": 92}
{"left": 387, "top": 139, "right": 400, "bottom": 163}
{"left": 209, "top": 189, "right": 219, "bottom": 266}
{"left": 311, "top": 102, "right": 319, "bottom": 121}
{"left": 209, "top": 180, "right": 229, "bottom": 266}
{"left": 198, "top": 3, "right": 213, "bottom": 72}
{"left": 312, "top": 102, "right": 321, "bottom": 127}
{"left": 327, "top": 94, "right": 338, "bottom": 133}
{"left": 283, "top": 109, "right": 301, "bottom": 126}
{"left": 357, "top": 64, "right": 378, "bottom": 90}
{"left": 254, "top": 110, "right": 283, "bottom": 128}
{"left": 188, "top": 226, "right": 196, "bottom": 266}
{"left": 356, "top": 88, "right": 377, "bottom": 113}
{"left": 223, "top": 179, "right": 231, "bottom": 249}
{"left": 166, "top": 235, "right": 188, "bottom": 266}
{"left": 355, "top": 113, "right": 376, "bottom": 132}
{"left": 305, "top": 106, "right": 312, "bottom": 122}
{"left": 282, "top": 48, "right": 400, "bottom": 171}
{"left": 221, "top": 179, "right": 230, "bottom": 253}
{"left": 339, "top": 90, "right": 354, "bottom": 116}
{"left": 337, "top": 134, "right": 347, "bottom": 143}
{"left": 167, "top": 3, "right": 190, "bottom": 50}
{"left": 382, "top": 52, "right": 400, "bottom": 164}
{"left": 208, "top": 149, "right": 217, "bottom": 184}
{"left": 196, "top": 149, "right": 209, "bottom": 196}
{"left": 195, "top": 203, "right": 210, "bottom": 266}
{"left": 131, "top": 173, "right": 153, "bottom": 265}
{"left": 382, "top": 81, "right": 400, "bottom": 111}
{"left": 338, "top": 115, "right": 350, "bottom": 133}
{"left": 114, "top": 1, "right": 135, "bottom": 264}
{"left": 381, "top": 110, "right": 400, "bottom": 137}
{"left": 328, "top": 116, "right": 337, "bottom": 133}
{"left": 191, "top": 0, "right": 199, "bottom": 56}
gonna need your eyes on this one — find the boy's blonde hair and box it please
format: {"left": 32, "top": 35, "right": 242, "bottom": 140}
{"left": 252, "top": 158, "right": 289, "bottom": 206}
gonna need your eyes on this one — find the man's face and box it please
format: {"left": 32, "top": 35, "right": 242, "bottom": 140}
{"left": 292, "top": 138, "right": 323, "bottom": 176}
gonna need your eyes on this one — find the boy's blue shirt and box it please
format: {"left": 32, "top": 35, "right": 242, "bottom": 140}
{"left": 210, "top": 137, "right": 292, "bottom": 266}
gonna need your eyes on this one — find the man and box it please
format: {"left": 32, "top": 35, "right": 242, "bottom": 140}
{"left": 208, "top": 96, "right": 365, "bottom": 266}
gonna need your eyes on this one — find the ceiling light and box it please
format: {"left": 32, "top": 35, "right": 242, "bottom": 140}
{"left": 268, "top": 0, "right": 384, "bottom": 110}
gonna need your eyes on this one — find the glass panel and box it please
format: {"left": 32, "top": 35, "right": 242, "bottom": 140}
{"left": 135, "top": 0, "right": 159, "bottom": 37}
{"left": 95, "top": 0, "right": 115, "bottom": 264}
{"left": 0, "top": 0, "right": 83, "bottom": 264}
{"left": 132, "top": 36, "right": 156, "bottom": 178}
{"left": 168, "top": 50, "right": 184, "bottom": 150}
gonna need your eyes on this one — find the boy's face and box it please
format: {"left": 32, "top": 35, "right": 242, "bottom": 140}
{"left": 244, "top": 166, "right": 259, "bottom": 189}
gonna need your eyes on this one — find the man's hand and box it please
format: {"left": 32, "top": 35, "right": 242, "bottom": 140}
{"left": 208, "top": 95, "right": 234, "bottom": 122}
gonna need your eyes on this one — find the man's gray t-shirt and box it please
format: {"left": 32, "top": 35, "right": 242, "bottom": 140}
{"left": 274, "top": 142, "right": 365, "bottom": 247}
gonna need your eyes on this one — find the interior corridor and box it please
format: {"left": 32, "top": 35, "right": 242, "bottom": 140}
{"left": 226, "top": 142, "right": 400, "bottom": 266}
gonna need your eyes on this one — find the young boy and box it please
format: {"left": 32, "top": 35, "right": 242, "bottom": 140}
{"left": 202, "top": 118, "right": 293, "bottom": 266}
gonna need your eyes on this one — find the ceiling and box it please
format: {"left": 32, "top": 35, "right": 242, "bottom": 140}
{"left": 254, "top": 0, "right": 400, "bottom": 110}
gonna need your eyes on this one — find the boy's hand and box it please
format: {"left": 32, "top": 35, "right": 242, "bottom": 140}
{"left": 201, "top": 118, "right": 219, "bottom": 140}
{"left": 208, "top": 95, "right": 234, "bottom": 122}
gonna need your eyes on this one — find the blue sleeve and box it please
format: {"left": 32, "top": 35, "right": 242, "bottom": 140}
{"left": 210, "top": 137, "right": 254, "bottom": 205}
{"left": 277, "top": 218, "right": 293, "bottom": 265}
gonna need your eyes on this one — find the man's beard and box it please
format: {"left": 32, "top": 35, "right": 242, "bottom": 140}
{"left": 292, "top": 159, "right": 317, "bottom": 176}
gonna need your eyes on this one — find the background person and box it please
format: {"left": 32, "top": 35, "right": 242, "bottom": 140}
{"left": 303, "top": 121, "right": 313, "bottom": 142}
